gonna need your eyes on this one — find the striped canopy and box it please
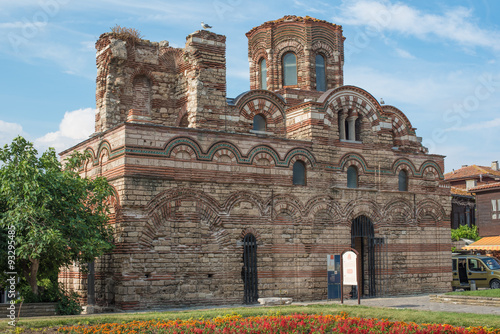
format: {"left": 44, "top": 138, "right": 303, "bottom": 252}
{"left": 463, "top": 236, "right": 500, "bottom": 251}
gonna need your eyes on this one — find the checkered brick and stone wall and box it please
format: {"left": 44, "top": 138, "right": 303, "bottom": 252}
{"left": 60, "top": 16, "right": 452, "bottom": 311}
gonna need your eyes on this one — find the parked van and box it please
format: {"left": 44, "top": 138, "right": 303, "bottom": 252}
{"left": 452, "top": 254, "right": 500, "bottom": 290}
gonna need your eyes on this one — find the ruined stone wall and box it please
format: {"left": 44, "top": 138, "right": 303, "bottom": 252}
{"left": 94, "top": 30, "right": 227, "bottom": 134}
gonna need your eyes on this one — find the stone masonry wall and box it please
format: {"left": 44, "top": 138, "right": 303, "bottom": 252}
{"left": 61, "top": 119, "right": 451, "bottom": 310}
{"left": 60, "top": 17, "right": 451, "bottom": 310}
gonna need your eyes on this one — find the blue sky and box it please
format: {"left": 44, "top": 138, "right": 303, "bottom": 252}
{"left": 0, "top": 0, "right": 499, "bottom": 172}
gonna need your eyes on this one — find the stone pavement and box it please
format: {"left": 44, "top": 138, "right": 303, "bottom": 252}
{"left": 295, "top": 294, "right": 500, "bottom": 315}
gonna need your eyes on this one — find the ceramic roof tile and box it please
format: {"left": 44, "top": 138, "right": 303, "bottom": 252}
{"left": 444, "top": 165, "right": 500, "bottom": 181}
{"left": 469, "top": 182, "right": 500, "bottom": 192}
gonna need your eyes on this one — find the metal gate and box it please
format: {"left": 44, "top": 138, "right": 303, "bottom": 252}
{"left": 351, "top": 216, "right": 376, "bottom": 297}
{"left": 242, "top": 233, "right": 258, "bottom": 304}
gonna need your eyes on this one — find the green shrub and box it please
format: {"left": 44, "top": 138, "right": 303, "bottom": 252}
{"left": 19, "top": 278, "right": 61, "bottom": 303}
{"left": 56, "top": 291, "right": 82, "bottom": 315}
{"left": 451, "top": 225, "right": 480, "bottom": 241}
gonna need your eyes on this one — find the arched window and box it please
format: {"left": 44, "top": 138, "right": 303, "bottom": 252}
{"left": 253, "top": 114, "right": 266, "bottom": 131}
{"left": 398, "top": 170, "right": 408, "bottom": 191}
{"left": 283, "top": 52, "right": 297, "bottom": 86}
{"left": 315, "top": 54, "right": 326, "bottom": 91}
{"left": 347, "top": 166, "right": 358, "bottom": 189}
{"left": 259, "top": 58, "right": 267, "bottom": 90}
{"left": 293, "top": 160, "right": 306, "bottom": 185}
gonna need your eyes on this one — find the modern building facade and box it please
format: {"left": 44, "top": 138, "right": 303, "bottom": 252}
{"left": 60, "top": 16, "right": 451, "bottom": 310}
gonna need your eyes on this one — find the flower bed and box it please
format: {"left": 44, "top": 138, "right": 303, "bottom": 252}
{"left": 59, "top": 312, "right": 500, "bottom": 334}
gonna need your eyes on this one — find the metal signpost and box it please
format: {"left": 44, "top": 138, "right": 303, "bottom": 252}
{"left": 341, "top": 248, "right": 360, "bottom": 305}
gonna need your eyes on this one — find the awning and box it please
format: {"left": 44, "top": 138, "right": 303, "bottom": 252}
{"left": 462, "top": 236, "right": 500, "bottom": 251}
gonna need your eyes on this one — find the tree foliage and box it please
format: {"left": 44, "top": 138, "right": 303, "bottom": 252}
{"left": 0, "top": 136, "right": 115, "bottom": 295}
{"left": 451, "top": 224, "right": 480, "bottom": 242}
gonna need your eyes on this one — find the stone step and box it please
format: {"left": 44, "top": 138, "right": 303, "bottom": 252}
{"left": 257, "top": 297, "right": 293, "bottom": 306}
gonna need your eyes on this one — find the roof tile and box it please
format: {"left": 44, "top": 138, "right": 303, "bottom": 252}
{"left": 444, "top": 165, "right": 500, "bottom": 181}
{"left": 469, "top": 181, "right": 500, "bottom": 192}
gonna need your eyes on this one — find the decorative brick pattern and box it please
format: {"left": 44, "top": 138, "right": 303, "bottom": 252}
{"left": 60, "top": 16, "right": 452, "bottom": 310}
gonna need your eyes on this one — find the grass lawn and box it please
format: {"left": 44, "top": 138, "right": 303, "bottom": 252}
{"left": 446, "top": 289, "right": 500, "bottom": 297}
{"left": 1, "top": 302, "right": 500, "bottom": 333}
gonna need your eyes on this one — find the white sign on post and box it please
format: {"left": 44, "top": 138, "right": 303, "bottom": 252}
{"left": 342, "top": 251, "right": 357, "bottom": 286}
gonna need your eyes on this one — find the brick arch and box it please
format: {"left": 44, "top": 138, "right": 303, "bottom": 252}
{"left": 311, "top": 41, "right": 335, "bottom": 60}
{"left": 392, "top": 158, "right": 417, "bottom": 177}
{"left": 107, "top": 185, "right": 122, "bottom": 225}
{"left": 416, "top": 199, "right": 446, "bottom": 225}
{"left": 223, "top": 191, "right": 266, "bottom": 215}
{"left": 100, "top": 148, "right": 110, "bottom": 165}
{"left": 283, "top": 148, "right": 316, "bottom": 168}
{"left": 421, "top": 165, "right": 439, "bottom": 181}
{"left": 382, "top": 199, "right": 413, "bottom": 225}
{"left": 82, "top": 147, "right": 97, "bottom": 168}
{"left": 418, "top": 160, "right": 444, "bottom": 179}
{"left": 240, "top": 227, "right": 262, "bottom": 242}
{"left": 147, "top": 187, "right": 221, "bottom": 217}
{"left": 143, "top": 188, "right": 228, "bottom": 249}
{"left": 384, "top": 105, "right": 414, "bottom": 138}
{"left": 247, "top": 145, "right": 282, "bottom": 166}
{"left": 287, "top": 154, "right": 313, "bottom": 171}
{"left": 238, "top": 96, "right": 286, "bottom": 135}
{"left": 343, "top": 200, "right": 382, "bottom": 227}
{"left": 305, "top": 196, "right": 343, "bottom": 222}
{"left": 274, "top": 39, "right": 306, "bottom": 60}
{"left": 318, "top": 86, "right": 383, "bottom": 128}
{"left": 97, "top": 140, "right": 112, "bottom": 165}
{"left": 213, "top": 149, "right": 237, "bottom": 164}
{"left": 170, "top": 144, "right": 196, "bottom": 160}
{"left": 129, "top": 68, "right": 155, "bottom": 86}
{"left": 162, "top": 137, "right": 203, "bottom": 160}
{"left": 252, "top": 152, "right": 276, "bottom": 166}
{"left": 270, "top": 193, "right": 305, "bottom": 218}
{"left": 158, "top": 48, "right": 183, "bottom": 71}
{"left": 338, "top": 152, "right": 369, "bottom": 174}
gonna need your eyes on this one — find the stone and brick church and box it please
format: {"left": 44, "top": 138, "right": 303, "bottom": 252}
{"left": 60, "top": 16, "right": 452, "bottom": 310}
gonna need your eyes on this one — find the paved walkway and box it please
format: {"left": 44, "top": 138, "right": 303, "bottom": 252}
{"left": 295, "top": 294, "right": 500, "bottom": 315}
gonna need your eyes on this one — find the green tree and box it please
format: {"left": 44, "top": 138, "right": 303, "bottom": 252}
{"left": 451, "top": 224, "right": 480, "bottom": 242}
{"left": 0, "top": 136, "right": 114, "bottom": 295}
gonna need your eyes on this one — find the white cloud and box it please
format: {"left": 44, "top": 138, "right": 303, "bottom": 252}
{"left": 293, "top": 0, "right": 325, "bottom": 14}
{"left": 345, "top": 65, "right": 445, "bottom": 106}
{"left": 333, "top": 0, "right": 500, "bottom": 51}
{"left": 395, "top": 48, "right": 415, "bottom": 59}
{"left": 0, "top": 120, "right": 24, "bottom": 147}
{"left": 35, "top": 108, "right": 95, "bottom": 153}
{"left": 444, "top": 117, "right": 500, "bottom": 132}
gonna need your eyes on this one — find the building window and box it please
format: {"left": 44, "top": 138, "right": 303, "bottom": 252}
{"left": 398, "top": 170, "right": 408, "bottom": 191}
{"left": 354, "top": 117, "right": 361, "bottom": 141}
{"left": 315, "top": 54, "right": 326, "bottom": 91}
{"left": 283, "top": 52, "right": 297, "bottom": 86}
{"left": 293, "top": 160, "right": 306, "bottom": 185}
{"left": 259, "top": 58, "right": 267, "bottom": 90}
{"left": 347, "top": 166, "right": 358, "bottom": 189}
{"left": 492, "top": 199, "right": 500, "bottom": 219}
{"left": 253, "top": 114, "right": 266, "bottom": 131}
